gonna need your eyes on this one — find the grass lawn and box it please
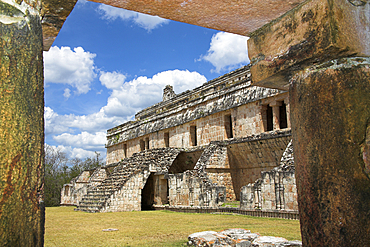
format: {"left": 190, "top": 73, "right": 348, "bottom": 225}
{"left": 45, "top": 207, "right": 301, "bottom": 247}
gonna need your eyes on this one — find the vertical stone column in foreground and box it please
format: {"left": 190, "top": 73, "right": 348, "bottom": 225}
{"left": 0, "top": 1, "right": 44, "bottom": 246}
{"left": 248, "top": 0, "right": 370, "bottom": 245}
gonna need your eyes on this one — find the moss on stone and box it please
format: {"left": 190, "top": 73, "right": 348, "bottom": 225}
{"left": 0, "top": 2, "right": 24, "bottom": 17}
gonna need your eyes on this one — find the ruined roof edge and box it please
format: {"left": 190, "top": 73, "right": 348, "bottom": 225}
{"left": 107, "top": 66, "right": 254, "bottom": 135}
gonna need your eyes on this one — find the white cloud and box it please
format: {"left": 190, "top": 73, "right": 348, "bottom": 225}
{"left": 45, "top": 69, "right": 207, "bottom": 159}
{"left": 77, "top": 0, "right": 87, "bottom": 5}
{"left": 53, "top": 132, "right": 106, "bottom": 150}
{"left": 44, "top": 106, "right": 125, "bottom": 136}
{"left": 43, "top": 46, "right": 96, "bottom": 94}
{"left": 63, "top": 88, "right": 71, "bottom": 98}
{"left": 199, "top": 32, "right": 250, "bottom": 73}
{"left": 101, "top": 70, "right": 207, "bottom": 117}
{"left": 45, "top": 107, "right": 71, "bottom": 136}
{"left": 100, "top": 71, "right": 126, "bottom": 90}
{"left": 48, "top": 144, "right": 103, "bottom": 160}
{"left": 98, "top": 4, "right": 169, "bottom": 31}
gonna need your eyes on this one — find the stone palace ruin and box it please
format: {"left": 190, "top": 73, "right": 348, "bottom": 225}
{"left": 61, "top": 66, "right": 298, "bottom": 214}
{"left": 2, "top": 0, "right": 369, "bottom": 245}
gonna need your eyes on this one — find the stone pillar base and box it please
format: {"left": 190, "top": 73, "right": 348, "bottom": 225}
{"left": 290, "top": 57, "right": 370, "bottom": 246}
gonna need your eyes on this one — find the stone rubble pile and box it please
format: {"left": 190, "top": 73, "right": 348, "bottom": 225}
{"left": 187, "top": 228, "right": 302, "bottom": 247}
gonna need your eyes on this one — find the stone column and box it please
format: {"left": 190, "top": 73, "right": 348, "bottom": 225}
{"left": 248, "top": 0, "right": 370, "bottom": 245}
{"left": 269, "top": 101, "right": 282, "bottom": 130}
{"left": 0, "top": 1, "right": 44, "bottom": 246}
{"left": 284, "top": 98, "right": 291, "bottom": 129}
{"left": 260, "top": 105, "right": 268, "bottom": 132}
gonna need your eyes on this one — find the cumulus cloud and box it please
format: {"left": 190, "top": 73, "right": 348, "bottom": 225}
{"left": 63, "top": 88, "right": 71, "bottom": 98}
{"left": 45, "top": 107, "right": 124, "bottom": 159}
{"left": 100, "top": 71, "right": 126, "bottom": 90}
{"left": 53, "top": 132, "right": 106, "bottom": 151}
{"left": 45, "top": 69, "right": 207, "bottom": 158}
{"left": 44, "top": 106, "right": 125, "bottom": 136}
{"left": 101, "top": 70, "right": 207, "bottom": 117}
{"left": 43, "top": 46, "right": 96, "bottom": 94}
{"left": 45, "top": 107, "right": 71, "bottom": 136}
{"left": 47, "top": 144, "right": 103, "bottom": 160}
{"left": 98, "top": 4, "right": 169, "bottom": 31}
{"left": 199, "top": 32, "right": 250, "bottom": 73}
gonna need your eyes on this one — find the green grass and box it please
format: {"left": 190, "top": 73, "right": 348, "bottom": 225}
{"left": 220, "top": 201, "right": 240, "bottom": 208}
{"left": 45, "top": 207, "right": 301, "bottom": 247}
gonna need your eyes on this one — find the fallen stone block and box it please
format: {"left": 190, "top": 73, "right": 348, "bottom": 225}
{"left": 252, "top": 236, "right": 301, "bottom": 247}
{"left": 188, "top": 229, "right": 301, "bottom": 247}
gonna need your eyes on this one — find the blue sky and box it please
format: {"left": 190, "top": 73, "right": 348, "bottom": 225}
{"left": 44, "top": 0, "right": 250, "bottom": 161}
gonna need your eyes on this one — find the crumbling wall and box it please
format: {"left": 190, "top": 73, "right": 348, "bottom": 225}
{"left": 240, "top": 140, "right": 297, "bottom": 211}
{"left": 167, "top": 172, "right": 225, "bottom": 208}
{"left": 192, "top": 143, "right": 235, "bottom": 201}
{"left": 61, "top": 168, "right": 109, "bottom": 206}
{"left": 88, "top": 167, "right": 109, "bottom": 187}
{"left": 101, "top": 170, "right": 150, "bottom": 212}
{"left": 153, "top": 174, "right": 169, "bottom": 205}
{"left": 227, "top": 132, "right": 291, "bottom": 200}
{"left": 205, "top": 145, "right": 235, "bottom": 201}
{"left": 166, "top": 131, "right": 292, "bottom": 204}
{"left": 61, "top": 171, "right": 90, "bottom": 206}
{"left": 76, "top": 148, "right": 182, "bottom": 212}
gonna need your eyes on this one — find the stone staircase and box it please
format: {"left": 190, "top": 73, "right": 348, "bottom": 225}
{"left": 76, "top": 148, "right": 182, "bottom": 213}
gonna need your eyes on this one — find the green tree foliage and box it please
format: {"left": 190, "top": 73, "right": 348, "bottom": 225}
{"left": 44, "top": 145, "right": 104, "bottom": 207}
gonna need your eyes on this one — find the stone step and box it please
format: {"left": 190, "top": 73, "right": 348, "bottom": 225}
{"left": 76, "top": 148, "right": 181, "bottom": 213}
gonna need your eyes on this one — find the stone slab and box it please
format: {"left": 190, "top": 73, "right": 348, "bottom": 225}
{"left": 89, "top": 0, "right": 305, "bottom": 36}
{"left": 248, "top": 0, "right": 370, "bottom": 89}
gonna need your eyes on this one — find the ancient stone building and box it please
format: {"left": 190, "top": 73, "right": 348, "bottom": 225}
{"left": 61, "top": 65, "right": 297, "bottom": 213}
{"left": 2, "top": 0, "right": 369, "bottom": 245}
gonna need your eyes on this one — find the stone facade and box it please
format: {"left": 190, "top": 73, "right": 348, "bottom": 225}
{"left": 240, "top": 140, "right": 298, "bottom": 211}
{"left": 61, "top": 168, "right": 108, "bottom": 206}
{"left": 3, "top": 0, "right": 367, "bottom": 244}
{"left": 105, "top": 66, "right": 290, "bottom": 164}
{"left": 62, "top": 66, "right": 297, "bottom": 214}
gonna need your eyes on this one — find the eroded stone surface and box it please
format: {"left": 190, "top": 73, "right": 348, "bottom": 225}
{"left": 187, "top": 229, "right": 301, "bottom": 247}
{"left": 290, "top": 57, "right": 370, "bottom": 246}
{"left": 89, "top": 0, "right": 304, "bottom": 36}
{"left": 0, "top": 0, "right": 44, "bottom": 245}
{"left": 362, "top": 123, "right": 370, "bottom": 177}
{"left": 240, "top": 140, "right": 298, "bottom": 211}
{"left": 248, "top": 0, "right": 370, "bottom": 90}
{"left": 41, "top": 0, "right": 78, "bottom": 50}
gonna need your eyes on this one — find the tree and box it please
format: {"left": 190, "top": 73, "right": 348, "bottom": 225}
{"left": 44, "top": 145, "right": 104, "bottom": 207}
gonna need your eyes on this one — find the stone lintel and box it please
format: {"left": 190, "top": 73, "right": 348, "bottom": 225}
{"left": 269, "top": 101, "right": 282, "bottom": 107}
{"left": 89, "top": 0, "right": 305, "bottom": 36}
{"left": 41, "top": 0, "right": 78, "bottom": 50}
{"left": 248, "top": 0, "right": 370, "bottom": 90}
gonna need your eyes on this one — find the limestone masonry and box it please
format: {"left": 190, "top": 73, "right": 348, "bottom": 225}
{"left": 61, "top": 65, "right": 298, "bottom": 214}
{"left": 187, "top": 228, "right": 302, "bottom": 247}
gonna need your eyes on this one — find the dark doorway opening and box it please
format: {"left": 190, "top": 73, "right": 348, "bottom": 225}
{"left": 164, "top": 132, "right": 169, "bottom": 147}
{"left": 190, "top": 126, "right": 197, "bottom": 146}
{"left": 140, "top": 139, "right": 145, "bottom": 151}
{"left": 145, "top": 137, "right": 150, "bottom": 150}
{"left": 279, "top": 102, "right": 288, "bottom": 129}
{"left": 141, "top": 173, "right": 155, "bottom": 210}
{"left": 266, "top": 105, "right": 273, "bottom": 131}
{"left": 224, "top": 114, "right": 233, "bottom": 139}
{"left": 123, "top": 143, "right": 127, "bottom": 157}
